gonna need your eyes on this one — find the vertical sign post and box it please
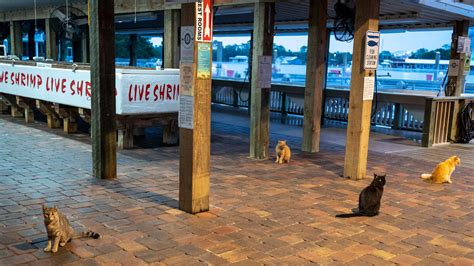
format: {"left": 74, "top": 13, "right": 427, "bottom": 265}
{"left": 179, "top": 1, "right": 213, "bottom": 214}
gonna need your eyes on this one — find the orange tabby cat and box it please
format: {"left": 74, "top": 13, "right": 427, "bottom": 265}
{"left": 275, "top": 140, "right": 291, "bottom": 164}
{"left": 421, "top": 156, "right": 461, "bottom": 184}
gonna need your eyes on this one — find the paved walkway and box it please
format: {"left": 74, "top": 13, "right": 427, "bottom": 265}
{"left": 0, "top": 110, "right": 473, "bottom": 265}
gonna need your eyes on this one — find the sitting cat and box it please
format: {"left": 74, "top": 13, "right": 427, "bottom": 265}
{"left": 336, "top": 174, "right": 386, "bottom": 218}
{"left": 421, "top": 155, "right": 460, "bottom": 184}
{"left": 275, "top": 140, "right": 291, "bottom": 164}
{"left": 43, "top": 205, "right": 100, "bottom": 253}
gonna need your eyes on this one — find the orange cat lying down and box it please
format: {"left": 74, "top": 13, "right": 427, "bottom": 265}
{"left": 421, "top": 156, "right": 461, "bottom": 184}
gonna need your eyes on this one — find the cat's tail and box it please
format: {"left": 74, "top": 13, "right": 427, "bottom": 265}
{"left": 335, "top": 213, "right": 365, "bottom": 218}
{"left": 74, "top": 231, "right": 100, "bottom": 239}
{"left": 420, "top": 174, "right": 432, "bottom": 180}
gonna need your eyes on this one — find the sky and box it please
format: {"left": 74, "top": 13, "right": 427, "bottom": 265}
{"left": 151, "top": 29, "right": 461, "bottom": 54}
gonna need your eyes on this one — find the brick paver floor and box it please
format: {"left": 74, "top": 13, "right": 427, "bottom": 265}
{"left": 0, "top": 111, "right": 473, "bottom": 265}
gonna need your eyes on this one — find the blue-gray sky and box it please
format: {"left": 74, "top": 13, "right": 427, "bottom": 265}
{"left": 209, "top": 29, "right": 453, "bottom": 53}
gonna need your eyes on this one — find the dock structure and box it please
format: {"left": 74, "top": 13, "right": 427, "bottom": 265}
{"left": 0, "top": 0, "right": 474, "bottom": 264}
{"left": 0, "top": 0, "right": 473, "bottom": 205}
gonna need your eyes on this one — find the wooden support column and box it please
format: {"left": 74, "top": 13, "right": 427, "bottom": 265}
{"left": 164, "top": 9, "right": 181, "bottom": 69}
{"left": 343, "top": 0, "right": 380, "bottom": 180}
{"left": 302, "top": 0, "right": 328, "bottom": 153}
{"left": 90, "top": 0, "right": 117, "bottom": 179}
{"left": 249, "top": 2, "right": 275, "bottom": 159}
{"left": 179, "top": 2, "right": 212, "bottom": 214}
{"left": 36, "top": 100, "right": 61, "bottom": 128}
{"left": 118, "top": 124, "right": 134, "bottom": 149}
{"left": 129, "top": 34, "right": 137, "bottom": 66}
{"left": 54, "top": 104, "right": 78, "bottom": 133}
{"left": 1, "top": 93, "right": 23, "bottom": 118}
{"left": 82, "top": 30, "right": 90, "bottom": 63}
{"left": 447, "top": 20, "right": 470, "bottom": 96}
{"left": 16, "top": 97, "right": 34, "bottom": 123}
{"left": 45, "top": 19, "right": 58, "bottom": 61}
{"left": 27, "top": 25, "right": 35, "bottom": 60}
{"left": 10, "top": 21, "right": 23, "bottom": 58}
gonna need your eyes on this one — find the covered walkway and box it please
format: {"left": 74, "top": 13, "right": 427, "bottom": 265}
{"left": 0, "top": 109, "right": 473, "bottom": 265}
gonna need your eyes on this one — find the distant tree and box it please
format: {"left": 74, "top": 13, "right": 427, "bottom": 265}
{"left": 409, "top": 44, "right": 450, "bottom": 60}
{"left": 379, "top": 50, "right": 393, "bottom": 61}
{"left": 115, "top": 35, "right": 162, "bottom": 59}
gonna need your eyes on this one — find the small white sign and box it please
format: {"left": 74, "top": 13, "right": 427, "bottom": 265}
{"left": 181, "top": 26, "right": 194, "bottom": 63}
{"left": 257, "top": 56, "right": 272, "bottom": 88}
{"left": 179, "top": 95, "right": 194, "bottom": 129}
{"left": 363, "top": 76, "right": 375, "bottom": 100}
{"left": 364, "top": 31, "right": 380, "bottom": 70}
{"left": 180, "top": 63, "right": 194, "bottom": 96}
{"left": 448, "top": 59, "right": 460, "bottom": 76}
{"left": 457, "top": 36, "right": 471, "bottom": 54}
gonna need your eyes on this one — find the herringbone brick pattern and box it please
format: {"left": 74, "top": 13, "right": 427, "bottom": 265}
{"left": 0, "top": 114, "right": 473, "bottom": 265}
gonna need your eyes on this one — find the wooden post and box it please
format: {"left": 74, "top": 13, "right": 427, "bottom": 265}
{"left": 179, "top": 2, "right": 212, "bottom": 214}
{"left": 16, "top": 97, "right": 34, "bottom": 123}
{"left": 422, "top": 98, "right": 436, "bottom": 147}
{"left": 164, "top": 9, "right": 181, "bottom": 69}
{"left": 10, "top": 21, "right": 23, "bottom": 58}
{"left": 36, "top": 100, "right": 61, "bottom": 128}
{"left": 392, "top": 103, "right": 403, "bottom": 129}
{"left": 45, "top": 19, "right": 58, "bottom": 61}
{"left": 447, "top": 20, "right": 470, "bottom": 96}
{"left": 27, "top": 25, "right": 35, "bottom": 60}
{"left": 302, "top": 0, "right": 328, "bottom": 153}
{"left": 90, "top": 0, "right": 117, "bottom": 179}
{"left": 129, "top": 34, "right": 137, "bottom": 66}
{"left": 343, "top": 0, "right": 380, "bottom": 180}
{"left": 82, "top": 30, "right": 90, "bottom": 63}
{"left": 118, "top": 125, "right": 134, "bottom": 149}
{"left": 249, "top": 2, "right": 275, "bottom": 159}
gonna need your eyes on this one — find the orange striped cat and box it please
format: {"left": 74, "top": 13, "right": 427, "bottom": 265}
{"left": 421, "top": 156, "right": 461, "bottom": 184}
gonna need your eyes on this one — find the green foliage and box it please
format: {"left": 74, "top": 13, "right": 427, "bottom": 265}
{"left": 409, "top": 44, "right": 451, "bottom": 60}
{"left": 115, "top": 35, "right": 162, "bottom": 59}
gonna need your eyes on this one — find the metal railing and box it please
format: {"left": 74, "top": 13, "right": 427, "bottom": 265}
{"left": 212, "top": 78, "right": 427, "bottom": 131}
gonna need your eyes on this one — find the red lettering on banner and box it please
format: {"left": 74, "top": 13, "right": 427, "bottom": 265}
{"left": 61, "top": 79, "right": 66, "bottom": 93}
{"left": 70, "top": 80, "right": 76, "bottom": 95}
{"left": 0, "top": 71, "right": 8, "bottom": 84}
{"left": 166, "top": 84, "right": 172, "bottom": 100}
{"left": 128, "top": 84, "right": 133, "bottom": 102}
{"left": 85, "top": 82, "right": 91, "bottom": 97}
{"left": 145, "top": 84, "right": 150, "bottom": 101}
{"left": 159, "top": 85, "right": 165, "bottom": 100}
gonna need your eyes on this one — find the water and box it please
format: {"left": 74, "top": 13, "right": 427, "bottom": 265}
{"left": 212, "top": 61, "right": 474, "bottom": 94}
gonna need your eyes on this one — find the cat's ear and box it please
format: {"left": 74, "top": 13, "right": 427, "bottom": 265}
{"left": 42, "top": 204, "right": 46, "bottom": 212}
{"left": 53, "top": 205, "right": 58, "bottom": 211}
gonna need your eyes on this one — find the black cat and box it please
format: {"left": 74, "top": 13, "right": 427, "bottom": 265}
{"left": 336, "top": 174, "right": 386, "bottom": 218}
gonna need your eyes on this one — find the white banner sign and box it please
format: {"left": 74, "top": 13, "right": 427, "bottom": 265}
{"left": 0, "top": 63, "right": 180, "bottom": 115}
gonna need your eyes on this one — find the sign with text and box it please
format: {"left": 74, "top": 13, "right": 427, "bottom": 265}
{"left": 0, "top": 63, "right": 180, "bottom": 115}
{"left": 197, "top": 43, "right": 211, "bottom": 79}
{"left": 179, "top": 95, "right": 194, "bottom": 129}
{"left": 464, "top": 54, "right": 471, "bottom": 75}
{"left": 448, "top": 59, "right": 460, "bottom": 76}
{"left": 181, "top": 26, "right": 195, "bottom": 63}
{"left": 180, "top": 63, "right": 195, "bottom": 96}
{"left": 364, "top": 31, "right": 380, "bottom": 70}
{"left": 457, "top": 36, "right": 471, "bottom": 54}
{"left": 363, "top": 76, "right": 375, "bottom": 100}
{"left": 195, "top": 0, "right": 213, "bottom": 42}
{"left": 257, "top": 56, "right": 272, "bottom": 88}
